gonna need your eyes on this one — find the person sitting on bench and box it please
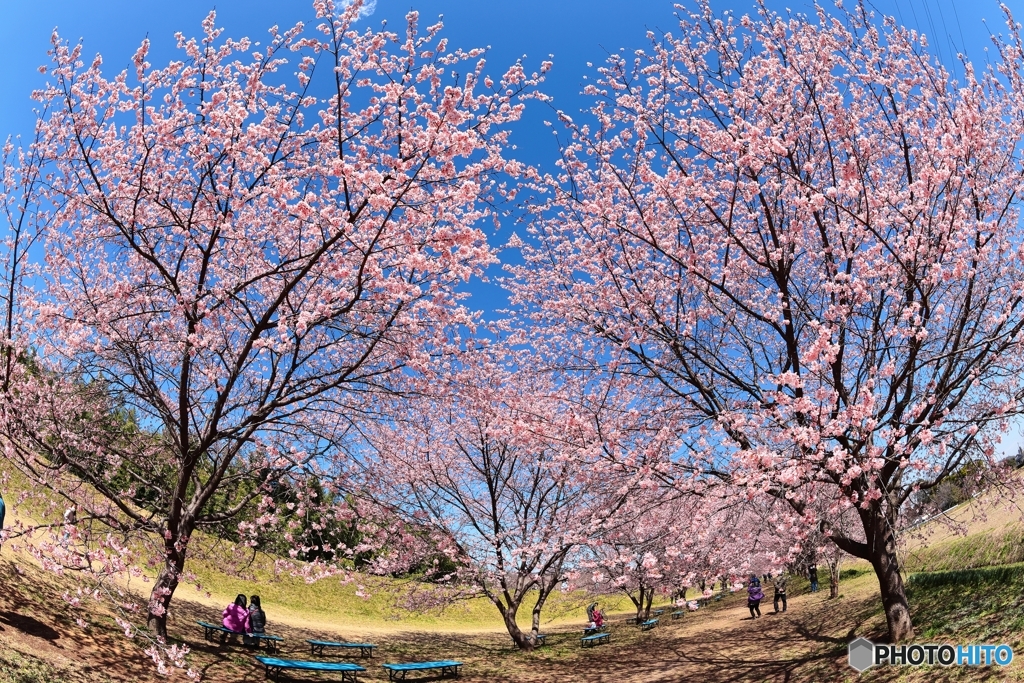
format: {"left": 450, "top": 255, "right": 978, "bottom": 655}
{"left": 222, "top": 594, "right": 248, "bottom": 643}
{"left": 585, "top": 602, "right": 605, "bottom": 630}
{"left": 244, "top": 595, "right": 267, "bottom": 647}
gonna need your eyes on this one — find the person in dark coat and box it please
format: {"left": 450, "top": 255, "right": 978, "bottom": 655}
{"left": 244, "top": 595, "right": 267, "bottom": 647}
{"left": 747, "top": 575, "right": 764, "bottom": 619}
{"left": 773, "top": 573, "right": 788, "bottom": 613}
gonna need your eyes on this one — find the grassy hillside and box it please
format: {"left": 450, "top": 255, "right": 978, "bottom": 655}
{"left": 182, "top": 552, "right": 640, "bottom": 632}
{"left": 2, "top": 459, "right": 1024, "bottom": 681}
{"left": 900, "top": 479, "right": 1024, "bottom": 573}
{"left": 0, "top": 459, "right": 637, "bottom": 634}
{"left": 6, "top": 548, "right": 1024, "bottom": 683}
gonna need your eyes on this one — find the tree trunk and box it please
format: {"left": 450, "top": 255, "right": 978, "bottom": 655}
{"left": 828, "top": 556, "right": 841, "bottom": 599}
{"left": 871, "top": 539, "right": 913, "bottom": 642}
{"left": 147, "top": 541, "right": 185, "bottom": 640}
{"left": 831, "top": 510, "right": 914, "bottom": 643}
{"left": 632, "top": 585, "right": 654, "bottom": 623}
{"left": 499, "top": 600, "right": 534, "bottom": 651}
{"left": 529, "top": 597, "right": 545, "bottom": 640}
{"left": 627, "top": 590, "right": 641, "bottom": 623}
{"left": 528, "top": 573, "right": 559, "bottom": 645}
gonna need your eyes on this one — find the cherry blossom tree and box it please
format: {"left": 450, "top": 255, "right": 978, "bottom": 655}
{"left": 576, "top": 491, "right": 700, "bottom": 623}
{"left": 689, "top": 495, "right": 796, "bottom": 587}
{"left": 0, "top": 130, "right": 50, "bottom": 391}
{"left": 791, "top": 483, "right": 862, "bottom": 599}
{"left": 574, "top": 485, "right": 799, "bottom": 624}
{"left": 1, "top": 0, "right": 544, "bottom": 643}
{"left": 508, "top": 1, "right": 1024, "bottom": 641}
{"left": 358, "top": 347, "right": 635, "bottom": 650}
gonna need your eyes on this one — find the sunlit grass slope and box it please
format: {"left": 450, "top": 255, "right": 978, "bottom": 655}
{"left": 182, "top": 552, "right": 639, "bottom": 633}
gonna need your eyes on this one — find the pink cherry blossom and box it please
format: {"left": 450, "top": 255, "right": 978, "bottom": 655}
{"left": 507, "top": 1, "right": 1024, "bottom": 643}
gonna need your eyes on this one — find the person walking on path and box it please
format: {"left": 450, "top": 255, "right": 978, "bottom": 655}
{"left": 808, "top": 564, "right": 819, "bottom": 593}
{"left": 773, "top": 573, "right": 788, "bottom": 613}
{"left": 747, "top": 575, "right": 764, "bottom": 619}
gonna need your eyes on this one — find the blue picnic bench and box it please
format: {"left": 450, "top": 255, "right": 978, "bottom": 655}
{"left": 196, "top": 621, "right": 284, "bottom": 653}
{"left": 582, "top": 626, "right": 606, "bottom": 636}
{"left": 581, "top": 632, "right": 610, "bottom": 647}
{"left": 671, "top": 610, "right": 685, "bottom": 620}
{"left": 307, "top": 639, "right": 377, "bottom": 658}
{"left": 651, "top": 609, "right": 665, "bottom": 616}
{"left": 382, "top": 661, "right": 462, "bottom": 681}
{"left": 256, "top": 656, "right": 365, "bottom": 682}
{"left": 640, "top": 618, "right": 659, "bottom": 631}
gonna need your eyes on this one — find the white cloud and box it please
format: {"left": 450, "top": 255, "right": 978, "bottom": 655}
{"left": 340, "top": 0, "right": 377, "bottom": 19}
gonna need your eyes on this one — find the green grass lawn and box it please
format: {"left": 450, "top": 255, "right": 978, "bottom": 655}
{"left": 5, "top": 455, "right": 1024, "bottom": 682}
{"left": 907, "top": 564, "right": 1024, "bottom": 645}
{"left": 184, "top": 552, "right": 643, "bottom": 631}
{"left": 904, "top": 527, "right": 1024, "bottom": 574}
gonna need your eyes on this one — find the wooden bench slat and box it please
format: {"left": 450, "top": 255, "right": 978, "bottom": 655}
{"left": 257, "top": 657, "right": 366, "bottom": 672}
{"left": 383, "top": 661, "right": 462, "bottom": 671}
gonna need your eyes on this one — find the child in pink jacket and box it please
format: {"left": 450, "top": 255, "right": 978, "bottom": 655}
{"left": 221, "top": 594, "right": 249, "bottom": 641}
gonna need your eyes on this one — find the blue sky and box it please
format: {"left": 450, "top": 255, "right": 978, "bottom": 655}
{"left": 1, "top": 0, "right": 1021, "bottom": 452}
{"left": 0, "top": 0, "right": 1008, "bottom": 166}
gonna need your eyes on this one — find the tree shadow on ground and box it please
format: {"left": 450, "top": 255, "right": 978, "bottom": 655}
{"left": 7, "top": 558, "right": 1010, "bottom": 683}
{"left": 0, "top": 556, "right": 166, "bottom": 682}
{"left": 0, "top": 611, "right": 60, "bottom": 641}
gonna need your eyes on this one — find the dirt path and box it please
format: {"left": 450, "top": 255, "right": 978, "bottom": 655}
{"left": 168, "top": 585, "right": 885, "bottom": 683}
{"left": 0, "top": 561, "right": 858, "bottom": 683}
{"left": 3, "top": 555, "right": 1023, "bottom": 683}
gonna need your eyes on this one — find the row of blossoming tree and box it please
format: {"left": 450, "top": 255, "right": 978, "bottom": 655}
{"left": 0, "top": 0, "right": 552, "bottom": 668}
{"left": 506, "top": 1, "right": 1024, "bottom": 643}
{"left": 1, "top": 0, "right": 1024, "bottom": 671}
